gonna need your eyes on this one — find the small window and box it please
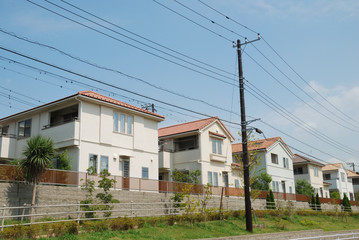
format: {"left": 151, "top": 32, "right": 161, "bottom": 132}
{"left": 100, "top": 156, "right": 109, "bottom": 172}
{"left": 283, "top": 157, "right": 289, "bottom": 169}
{"left": 127, "top": 116, "right": 133, "bottom": 135}
{"left": 272, "top": 181, "right": 276, "bottom": 191}
{"left": 208, "top": 171, "right": 213, "bottom": 186}
{"left": 289, "top": 186, "right": 292, "bottom": 194}
{"left": 114, "top": 112, "right": 119, "bottom": 131}
{"left": 235, "top": 179, "right": 240, "bottom": 188}
{"left": 314, "top": 167, "right": 319, "bottom": 177}
{"left": 324, "top": 173, "right": 331, "bottom": 180}
{"left": 271, "top": 153, "right": 278, "bottom": 164}
{"left": 211, "top": 138, "right": 222, "bottom": 155}
{"left": 18, "top": 119, "right": 31, "bottom": 138}
{"left": 341, "top": 172, "right": 345, "bottom": 182}
{"left": 0, "top": 125, "right": 9, "bottom": 136}
{"left": 294, "top": 167, "right": 303, "bottom": 175}
{"left": 120, "top": 114, "right": 126, "bottom": 133}
{"left": 213, "top": 172, "right": 218, "bottom": 186}
{"left": 89, "top": 154, "right": 98, "bottom": 174}
{"left": 142, "top": 167, "right": 149, "bottom": 179}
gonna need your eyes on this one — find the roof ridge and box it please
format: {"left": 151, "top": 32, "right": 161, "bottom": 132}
{"left": 158, "top": 116, "right": 217, "bottom": 130}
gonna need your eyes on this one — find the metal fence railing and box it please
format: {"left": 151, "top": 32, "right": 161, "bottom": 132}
{"left": 1, "top": 198, "right": 358, "bottom": 230}
{"left": 0, "top": 164, "right": 358, "bottom": 206}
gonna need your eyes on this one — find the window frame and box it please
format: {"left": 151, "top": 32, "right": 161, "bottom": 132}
{"left": 100, "top": 155, "right": 109, "bottom": 172}
{"left": 213, "top": 172, "right": 218, "bottom": 186}
{"left": 89, "top": 154, "right": 98, "bottom": 174}
{"left": 208, "top": 171, "right": 213, "bottom": 186}
{"left": 142, "top": 167, "right": 149, "bottom": 179}
{"left": 314, "top": 167, "right": 319, "bottom": 177}
{"left": 113, "top": 112, "right": 134, "bottom": 135}
{"left": 271, "top": 153, "right": 278, "bottom": 164}
{"left": 0, "top": 125, "right": 9, "bottom": 136}
{"left": 18, "top": 119, "right": 32, "bottom": 138}
{"left": 211, "top": 137, "right": 223, "bottom": 155}
{"left": 341, "top": 172, "right": 345, "bottom": 182}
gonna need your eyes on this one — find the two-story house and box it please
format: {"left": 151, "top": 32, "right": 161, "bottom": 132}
{"left": 322, "top": 163, "right": 355, "bottom": 200}
{"left": 347, "top": 169, "right": 359, "bottom": 194}
{"left": 158, "top": 117, "right": 240, "bottom": 187}
{"left": 0, "top": 91, "right": 165, "bottom": 183}
{"left": 232, "top": 137, "right": 295, "bottom": 194}
{"left": 292, "top": 154, "right": 330, "bottom": 198}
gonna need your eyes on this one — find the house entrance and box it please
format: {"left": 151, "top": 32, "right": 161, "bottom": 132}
{"left": 123, "top": 159, "right": 130, "bottom": 190}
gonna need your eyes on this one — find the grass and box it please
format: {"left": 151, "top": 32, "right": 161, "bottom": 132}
{"left": 32, "top": 214, "right": 359, "bottom": 240}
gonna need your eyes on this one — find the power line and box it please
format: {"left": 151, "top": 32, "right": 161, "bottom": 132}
{"left": 197, "top": 0, "right": 359, "bottom": 127}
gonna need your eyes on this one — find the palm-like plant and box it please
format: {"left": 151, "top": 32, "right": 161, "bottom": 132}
{"left": 20, "top": 135, "right": 56, "bottom": 223}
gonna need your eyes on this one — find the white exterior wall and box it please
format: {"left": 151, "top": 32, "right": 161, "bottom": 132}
{"left": 264, "top": 142, "right": 295, "bottom": 194}
{"left": 0, "top": 97, "right": 161, "bottom": 181}
{"left": 325, "top": 166, "right": 355, "bottom": 200}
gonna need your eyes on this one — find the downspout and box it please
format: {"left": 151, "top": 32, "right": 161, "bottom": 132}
{"left": 74, "top": 96, "right": 82, "bottom": 172}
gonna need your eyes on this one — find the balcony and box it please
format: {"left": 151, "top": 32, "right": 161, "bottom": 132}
{"left": 159, "top": 150, "right": 171, "bottom": 169}
{"left": 0, "top": 134, "right": 17, "bottom": 159}
{"left": 41, "top": 120, "right": 80, "bottom": 148}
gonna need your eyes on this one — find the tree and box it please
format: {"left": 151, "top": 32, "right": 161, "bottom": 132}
{"left": 54, "top": 150, "right": 72, "bottom": 170}
{"left": 20, "top": 135, "right": 56, "bottom": 223}
{"left": 295, "top": 180, "right": 314, "bottom": 197}
{"left": 342, "top": 193, "right": 351, "bottom": 212}
{"left": 171, "top": 169, "right": 201, "bottom": 184}
{"left": 309, "top": 194, "right": 316, "bottom": 210}
{"left": 315, "top": 193, "right": 321, "bottom": 211}
{"left": 266, "top": 189, "right": 275, "bottom": 209}
{"left": 330, "top": 191, "right": 340, "bottom": 199}
{"left": 252, "top": 172, "right": 272, "bottom": 191}
{"left": 355, "top": 191, "right": 359, "bottom": 202}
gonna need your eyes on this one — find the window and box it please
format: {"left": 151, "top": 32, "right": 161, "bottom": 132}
{"left": 213, "top": 172, "right": 218, "bottom": 186}
{"left": 341, "top": 172, "right": 345, "bottom": 182}
{"left": 0, "top": 125, "right": 9, "bottom": 136}
{"left": 323, "top": 173, "right": 330, "bottom": 180}
{"left": 142, "top": 167, "right": 149, "bottom": 179}
{"left": 114, "top": 112, "right": 134, "bottom": 135}
{"left": 289, "top": 186, "right": 292, "bottom": 194}
{"left": 235, "top": 179, "right": 240, "bottom": 188}
{"left": 89, "top": 154, "right": 98, "bottom": 174}
{"left": 174, "top": 135, "right": 198, "bottom": 151}
{"left": 294, "top": 167, "right": 303, "bottom": 175}
{"left": 283, "top": 157, "right": 289, "bottom": 169}
{"left": 100, "top": 156, "right": 109, "bottom": 172}
{"left": 272, "top": 181, "right": 280, "bottom": 192}
{"left": 211, "top": 138, "right": 222, "bottom": 154}
{"left": 208, "top": 171, "right": 213, "bottom": 186}
{"left": 114, "top": 113, "right": 119, "bottom": 131}
{"left": 271, "top": 153, "right": 278, "bottom": 164}
{"left": 18, "top": 119, "right": 31, "bottom": 138}
{"left": 314, "top": 167, "right": 319, "bottom": 177}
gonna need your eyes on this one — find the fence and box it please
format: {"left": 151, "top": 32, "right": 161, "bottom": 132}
{"left": 0, "top": 164, "right": 358, "bottom": 206}
{"left": 290, "top": 232, "right": 359, "bottom": 240}
{"left": 1, "top": 198, "right": 358, "bottom": 230}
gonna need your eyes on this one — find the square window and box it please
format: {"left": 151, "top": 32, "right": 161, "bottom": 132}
{"left": 211, "top": 138, "right": 222, "bottom": 154}
{"left": 142, "top": 167, "right": 149, "bottom": 179}
{"left": 271, "top": 154, "right": 278, "bottom": 164}
{"left": 0, "top": 125, "right": 9, "bottom": 136}
{"left": 18, "top": 119, "right": 31, "bottom": 138}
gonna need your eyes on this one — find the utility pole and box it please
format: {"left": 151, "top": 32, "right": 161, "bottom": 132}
{"left": 235, "top": 34, "right": 260, "bottom": 233}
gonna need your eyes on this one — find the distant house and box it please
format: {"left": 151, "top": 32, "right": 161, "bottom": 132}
{"left": 232, "top": 137, "right": 295, "bottom": 194}
{"left": 322, "top": 163, "right": 355, "bottom": 200}
{"left": 346, "top": 169, "right": 359, "bottom": 195}
{"left": 292, "top": 154, "right": 330, "bottom": 198}
{"left": 158, "top": 117, "right": 240, "bottom": 187}
{"left": 0, "top": 91, "right": 164, "bottom": 184}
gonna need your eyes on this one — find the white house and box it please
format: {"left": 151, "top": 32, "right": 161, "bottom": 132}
{"left": 0, "top": 91, "right": 165, "bottom": 183}
{"left": 292, "top": 154, "right": 330, "bottom": 198}
{"left": 158, "top": 117, "right": 241, "bottom": 187}
{"left": 232, "top": 137, "right": 296, "bottom": 194}
{"left": 347, "top": 169, "right": 359, "bottom": 194}
{"left": 322, "top": 163, "right": 355, "bottom": 200}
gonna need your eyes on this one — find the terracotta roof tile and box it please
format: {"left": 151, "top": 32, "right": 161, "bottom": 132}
{"left": 322, "top": 163, "right": 343, "bottom": 171}
{"left": 78, "top": 91, "right": 164, "bottom": 119}
{"left": 158, "top": 117, "right": 234, "bottom": 139}
{"left": 347, "top": 169, "right": 359, "bottom": 178}
{"left": 292, "top": 154, "right": 324, "bottom": 166}
{"left": 232, "top": 137, "right": 284, "bottom": 153}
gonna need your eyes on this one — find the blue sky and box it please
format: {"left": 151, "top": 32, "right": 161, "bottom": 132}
{"left": 1, "top": 0, "right": 359, "bottom": 168}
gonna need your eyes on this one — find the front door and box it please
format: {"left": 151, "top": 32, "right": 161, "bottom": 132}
{"left": 123, "top": 160, "right": 130, "bottom": 190}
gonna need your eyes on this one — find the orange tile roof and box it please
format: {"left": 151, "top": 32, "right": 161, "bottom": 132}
{"left": 322, "top": 163, "right": 343, "bottom": 171}
{"left": 0, "top": 91, "right": 165, "bottom": 122}
{"left": 232, "top": 137, "right": 283, "bottom": 153}
{"left": 158, "top": 117, "right": 234, "bottom": 139}
{"left": 78, "top": 91, "right": 164, "bottom": 119}
{"left": 347, "top": 169, "right": 359, "bottom": 178}
{"left": 293, "top": 154, "right": 324, "bottom": 166}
